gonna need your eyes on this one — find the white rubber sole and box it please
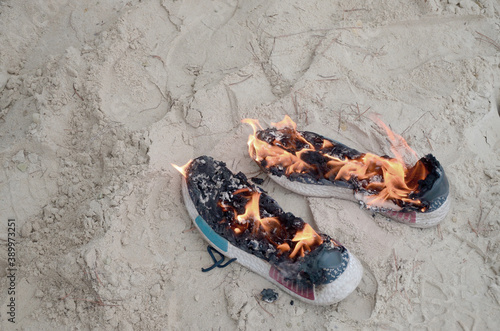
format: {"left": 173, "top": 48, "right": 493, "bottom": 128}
{"left": 181, "top": 177, "right": 363, "bottom": 305}
{"left": 268, "top": 173, "right": 450, "bottom": 228}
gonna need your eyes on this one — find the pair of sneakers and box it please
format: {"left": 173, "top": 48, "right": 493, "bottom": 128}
{"left": 173, "top": 117, "right": 450, "bottom": 305}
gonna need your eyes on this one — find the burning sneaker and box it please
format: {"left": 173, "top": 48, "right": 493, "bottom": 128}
{"left": 243, "top": 116, "right": 450, "bottom": 228}
{"left": 173, "top": 156, "right": 363, "bottom": 305}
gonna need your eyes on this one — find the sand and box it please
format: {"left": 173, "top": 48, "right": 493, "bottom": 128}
{"left": 1, "top": 0, "right": 499, "bottom": 330}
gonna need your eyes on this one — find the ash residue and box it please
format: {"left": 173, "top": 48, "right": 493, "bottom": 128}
{"left": 257, "top": 129, "right": 361, "bottom": 160}
{"left": 260, "top": 288, "right": 279, "bottom": 303}
{"left": 185, "top": 155, "right": 347, "bottom": 286}
{"left": 254, "top": 128, "right": 449, "bottom": 212}
{"left": 301, "top": 131, "right": 362, "bottom": 159}
{"left": 186, "top": 155, "right": 304, "bottom": 264}
{"left": 256, "top": 128, "right": 362, "bottom": 187}
{"left": 275, "top": 240, "right": 348, "bottom": 286}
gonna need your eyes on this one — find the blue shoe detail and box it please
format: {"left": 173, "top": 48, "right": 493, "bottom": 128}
{"left": 195, "top": 215, "right": 228, "bottom": 252}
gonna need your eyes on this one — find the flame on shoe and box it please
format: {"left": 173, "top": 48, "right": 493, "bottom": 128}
{"left": 243, "top": 118, "right": 315, "bottom": 176}
{"left": 243, "top": 116, "right": 429, "bottom": 210}
{"left": 289, "top": 223, "right": 323, "bottom": 258}
{"left": 374, "top": 116, "right": 418, "bottom": 166}
{"left": 220, "top": 187, "right": 323, "bottom": 259}
{"left": 233, "top": 188, "right": 281, "bottom": 236}
{"left": 172, "top": 160, "right": 193, "bottom": 177}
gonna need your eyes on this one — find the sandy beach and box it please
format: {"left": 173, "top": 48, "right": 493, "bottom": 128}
{"left": 1, "top": 0, "right": 499, "bottom": 329}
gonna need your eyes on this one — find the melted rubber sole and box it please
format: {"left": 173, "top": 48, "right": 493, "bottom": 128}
{"left": 268, "top": 173, "right": 450, "bottom": 228}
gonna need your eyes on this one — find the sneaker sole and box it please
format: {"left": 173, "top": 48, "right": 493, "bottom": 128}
{"left": 267, "top": 172, "right": 450, "bottom": 228}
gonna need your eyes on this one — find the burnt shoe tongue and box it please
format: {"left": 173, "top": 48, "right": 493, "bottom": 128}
{"left": 298, "top": 244, "right": 349, "bottom": 285}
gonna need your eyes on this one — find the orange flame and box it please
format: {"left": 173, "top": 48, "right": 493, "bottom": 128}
{"left": 243, "top": 116, "right": 429, "bottom": 209}
{"left": 374, "top": 116, "right": 418, "bottom": 166}
{"left": 289, "top": 224, "right": 323, "bottom": 258}
{"left": 271, "top": 115, "right": 297, "bottom": 130}
{"left": 243, "top": 117, "right": 314, "bottom": 176}
{"left": 223, "top": 187, "right": 323, "bottom": 259}
{"left": 172, "top": 160, "right": 193, "bottom": 177}
{"left": 235, "top": 190, "right": 284, "bottom": 235}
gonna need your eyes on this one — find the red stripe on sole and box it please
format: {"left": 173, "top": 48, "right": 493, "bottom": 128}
{"left": 386, "top": 210, "right": 417, "bottom": 223}
{"left": 269, "top": 266, "right": 315, "bottom": 300}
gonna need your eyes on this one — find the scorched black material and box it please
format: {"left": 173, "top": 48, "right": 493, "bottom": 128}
{"left": 185, "top": 156, "right": 348, "bottom": 286}
{"left": 409, "top": 154, "right": 449, "bottom": 206}
{"left": 254, "top": 128, "right": 447, "bottom": 212}
{"left": 260, "top": 288, "right": 279, "bottom": 303}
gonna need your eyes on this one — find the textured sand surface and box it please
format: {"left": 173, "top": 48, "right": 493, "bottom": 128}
{"left": 1, "top": 1, "right": 499, "bottom": 329}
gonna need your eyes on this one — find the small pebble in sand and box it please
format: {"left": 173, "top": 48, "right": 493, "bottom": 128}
{"left": 260, "top": 288, "right": 278, "bottom": 303}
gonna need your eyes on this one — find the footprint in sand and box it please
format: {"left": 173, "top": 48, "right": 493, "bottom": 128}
{"left": 337, "top": 261, "right": 377, "bottom": 321}
{"left": 99, "top": 45, "right": 171, "bottom": 131}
